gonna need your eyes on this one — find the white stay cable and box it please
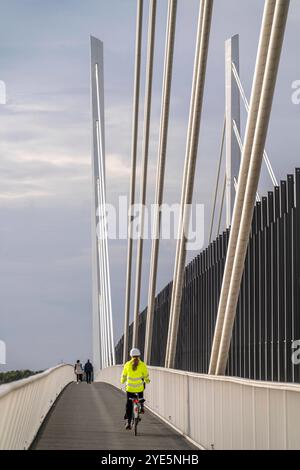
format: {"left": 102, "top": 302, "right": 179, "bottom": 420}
{"left": 97, "top": 176, "right": 110, "bottom": 367}
{"left": 123, "top": 0, "right": 144, "bottom": 362}
{"left": 217, "top": 175, "right": 226, "bottom": 237}
{"left": 96, "top": 137, "right": 115, "bottom": 366}
{"left": 96, "top": 63, "right": 115, "bottom": 366}
{"left": 209, "top": 0, "right": 277, "bottom": 375}
{"left": 216, "top": 0, "right": 289, "bottom": 374}
{"left": 232, "top": 120, "right": 260, "bottom": 203}
{"left": 96, "top": 174, "right": 109, "bottom": 367}
{"left": 232, "top": 61, "right": 278, "bottom": 187}
{"left": 95, "top": 123, "right": 115, "bottom": 364}
{"left": 95, "top": 103, "right": 110, "bottom": 366}
{"left": 209, "top": 117, "right": 226, "bottom": 244}
{"left": 166, "top": 0, "right": 214, "bottom": 369}
{"left": 144, "top": 0, "right": 178, "bottom": 365}
{"left": 133, "top": 0, "right": 157, "bottom": 352}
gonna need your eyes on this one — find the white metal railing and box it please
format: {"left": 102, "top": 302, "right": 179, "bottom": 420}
{"left": 0, "top": 364, "right": 74, "bottom": 450}
{"left": 96, "top": 365, "right": 300, "bottom": 450}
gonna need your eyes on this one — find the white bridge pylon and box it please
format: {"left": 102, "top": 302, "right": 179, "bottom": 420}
{"left": 90, "top": 36, "right": 115, "bottom": 370}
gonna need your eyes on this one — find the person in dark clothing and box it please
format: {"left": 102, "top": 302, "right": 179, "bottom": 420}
{"left": 84, "top": 360, "right": 94, "bottom": 384}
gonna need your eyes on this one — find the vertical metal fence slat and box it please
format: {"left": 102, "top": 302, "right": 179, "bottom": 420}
{"left": 279, "top": 181, "right": 287, "bottom": 382}
{"left": 255, "top": 202, "right": 261, "bottom": 380}
{"left": 294, "top": 169, "right": 300, "bottom": 382}
{"left": 267, "top": 191, "right": 274, "bottom": 381}
{"left": 286, "top": 175, "right": 294, "bottom": 382}
{"left": 261, "top": 196, "right": 268, "bottom": 380}
{"left": 273, "top": 186, "right": 280, "bottom": 381}
{"left": 202, "top": 251, "right": 205, "bottom": 373}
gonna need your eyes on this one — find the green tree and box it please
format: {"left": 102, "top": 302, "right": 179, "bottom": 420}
{"left": 0, "top": 370, "right": 43, "bottom": 385}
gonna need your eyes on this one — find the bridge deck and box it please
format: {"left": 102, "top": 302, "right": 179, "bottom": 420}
{"left": 32, "top": 382, "right": 196, "bottom": 450}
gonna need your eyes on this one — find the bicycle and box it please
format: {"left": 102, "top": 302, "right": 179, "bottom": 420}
{"left": 129, "top": 394, "right": 145, "bottom": 436}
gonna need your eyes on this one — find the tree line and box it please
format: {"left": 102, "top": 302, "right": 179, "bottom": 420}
{"left": 0, "top": 370, "right": 43, "bottom": 385}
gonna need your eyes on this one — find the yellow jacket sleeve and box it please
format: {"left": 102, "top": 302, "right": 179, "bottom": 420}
{"left": 143, "top": 363, "right": 150, "bottom": 384}
{"left": 120, "top": 363, "right": 128, "bottom": 384}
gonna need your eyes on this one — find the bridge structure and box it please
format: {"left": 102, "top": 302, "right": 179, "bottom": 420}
{"left": 1, "top": 0, "right": 300, "bottom": 451}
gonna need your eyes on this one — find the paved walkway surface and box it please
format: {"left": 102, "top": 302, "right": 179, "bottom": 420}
{"left": 32, "top": 382, "right": 197, "bottom": 450}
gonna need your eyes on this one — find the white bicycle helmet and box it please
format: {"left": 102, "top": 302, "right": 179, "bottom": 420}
{"left": 130, "top": 348, "right": 141, "bottom": 357}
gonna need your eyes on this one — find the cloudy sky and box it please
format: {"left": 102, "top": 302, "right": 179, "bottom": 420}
{"left": 0, "top": 0, "right": 299, "bottom": 371}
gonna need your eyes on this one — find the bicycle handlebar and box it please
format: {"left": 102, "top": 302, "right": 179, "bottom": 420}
{"left": 128, "top": 397, "right": 145, "bottom": 403}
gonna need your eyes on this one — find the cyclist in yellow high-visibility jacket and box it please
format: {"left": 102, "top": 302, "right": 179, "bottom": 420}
{"left": 121, "top": 348, "right": 150, "bottom": 430}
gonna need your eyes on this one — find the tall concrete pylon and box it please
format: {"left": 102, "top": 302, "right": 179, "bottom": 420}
{"left": 91, "top": 36, "right": 115, "bottom": 370}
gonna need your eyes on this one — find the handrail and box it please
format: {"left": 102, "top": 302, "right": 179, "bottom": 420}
{"left": 0, "top": 363, "right": 74, "bottom": 450}
{"left": 98, "top": 365, "right": 300, "bottom": 449}
{"left": 0, "top": 364, "right": 72, "bottom": 399}
{"left": 107, "top": 364, "right": 300, "bottom": 393}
